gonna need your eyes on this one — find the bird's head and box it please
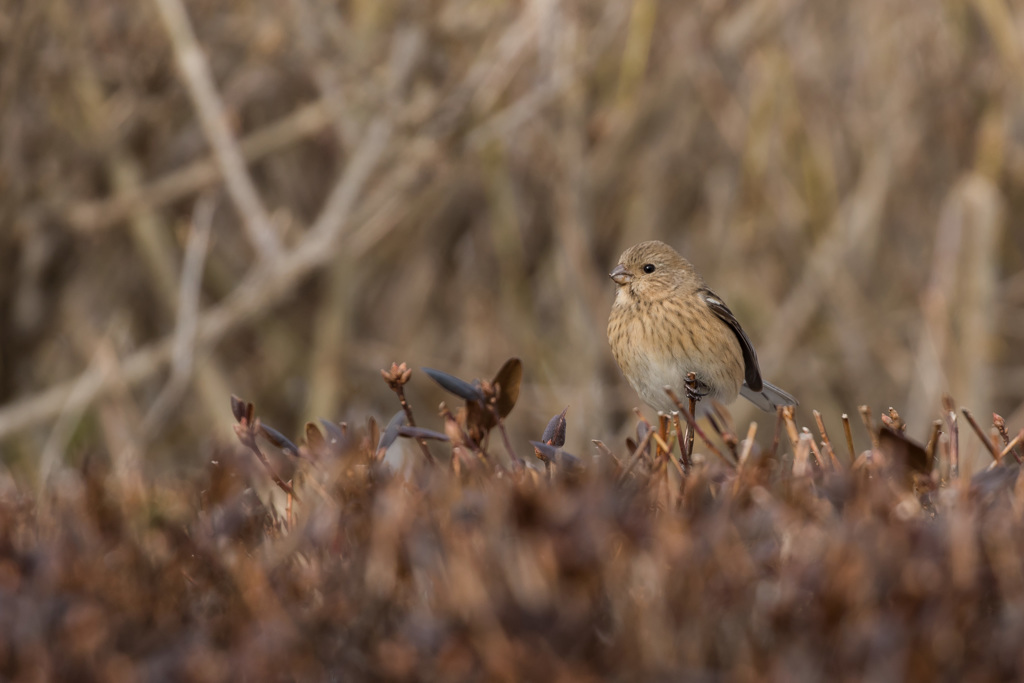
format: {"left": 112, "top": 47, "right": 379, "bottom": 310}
{"left": 609, "top": 240, "right": 700, "bottom": 304}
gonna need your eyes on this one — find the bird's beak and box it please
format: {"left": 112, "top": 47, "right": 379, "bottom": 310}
{"left": 609, "top": 264, "right": 632, "bottom": 285}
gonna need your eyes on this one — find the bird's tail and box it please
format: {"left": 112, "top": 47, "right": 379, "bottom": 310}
{"left": 740, "top": 381, "right": 798, "bottom": 412}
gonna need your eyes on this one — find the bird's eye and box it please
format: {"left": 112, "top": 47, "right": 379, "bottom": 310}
{"left": 642, "top": 263, "right": 656, "bottom": 274}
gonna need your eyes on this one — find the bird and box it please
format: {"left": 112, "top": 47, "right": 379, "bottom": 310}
{"left": 607, "top": 240, "right": 797, "bottom": 416}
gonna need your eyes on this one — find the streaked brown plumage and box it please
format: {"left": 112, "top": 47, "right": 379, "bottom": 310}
{"left": 607, "top": 240, "right": 797, "bottom": 415}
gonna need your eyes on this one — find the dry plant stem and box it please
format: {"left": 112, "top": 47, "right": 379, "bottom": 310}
{"left": 591, "top": 440, "right": 621, "bottom": 467}
{"left": 887, "top": 407, "right": 905, "bottom": 432}
{"left": 658, "top": 414, "right": 670, "bottom": 460}
{"left": 235, "top": 420, "right": 297, "bottom": 499}
{"left": 993, "top": 416, "right": 1022, "bottom": 465}
{"left": 666, "top": 446, "right": 686, "bottom": 480}
{"left": 999, "top": 430, "right": 1024, "bottom": 462}
{"left": 671, "top": 412, "right": 690, "bottom": 475}
{"left": 803, "top": 427, "right": 827, "bottom": 471}
{"left": 665, "top": 388, "right": 730, "bottom": 467}
{"left": 391, "top": 385, "right": 435, "bottom": 466}
{"left": 793, "top": 434, "right": 812, "bottom": 477}
{"left": 943, "top": 396, "right": 959, "bottom": 478}
{"left": 769, "top": 408, "right": 785, "bottom": 461}
{"left": 858, "top": 405, "right": 879, "bottom": 450}
{"left": 709, "top": 406, "right": 740, "bottom": 459}
{"left": 813, "top": 410, "right": 834, "bottom": 453}
{"left": 994, "top": 414, "right": 1012, "bottom": 447}
{"left": 781, "top": 407, "right": 801, "bottom": 453}
{"left": 441, "top": 404, "right": 489, "bottom": 469}
{"left": 152, "top": 0, "right": 280, "bottom": 261}
{"left": 813, "top": 411, "right": 843, "bottom": 469}
{"left": 824, "top": 444, "right": 842, "bottom": 471}
{"left": 633, "top": 409, "right": 654, "bottom": 464}
{"left": 841, "top": 414, "right": 856, "bottom": 461}
{"left": 737, "top": 422, "right": 757, "bottom": 469}
{"left": 618, "top": 428, "right": 655, "bottom": 482}
{"left": 492, "top": 410, "right": 523, "bottom": 470}
{"left": 652, "top": 432, "right": 673, "bottom": 456}
{"left": 961, "top": 408, "right": 1002, "bottom": 462}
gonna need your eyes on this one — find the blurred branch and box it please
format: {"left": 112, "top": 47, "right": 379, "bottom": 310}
{"left": 141, "top": 196, "right": 217, "bottom": 437}
{"left": 36, "top": 339, "right": 116, "bottom": 492}
{"left": 758, "top": 149, "right": 894, "bottom": 378}
{"left": 64, "top": 29, "right": 235, "bottom": 445}
{"left": 152, "top": 0, "right": 282, "bottom": 261}
{"left": 286, "top": 0, "right": 359, "bottom": 148}
{"left": 0, "top": 118, "right": 392, "bottom": 442}
{"left": 64, "top": 102, "right": 332, "bottom": 233}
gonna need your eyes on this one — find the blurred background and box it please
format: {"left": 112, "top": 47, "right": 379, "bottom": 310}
{"left": 1, "top": 0, "right": 1023, "bottom": 478}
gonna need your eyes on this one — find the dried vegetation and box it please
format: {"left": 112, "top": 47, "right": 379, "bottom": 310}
{"left": 4, "top": 360, "right": 1024, "bottom": 681}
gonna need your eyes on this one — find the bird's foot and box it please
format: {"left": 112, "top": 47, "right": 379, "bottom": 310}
{"left": 684, "top": 376, "right": 711, "bottom": 403}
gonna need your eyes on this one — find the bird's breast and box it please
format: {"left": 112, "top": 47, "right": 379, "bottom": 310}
{"left": 608, "top": 296, "right": 745, "bottom": 409}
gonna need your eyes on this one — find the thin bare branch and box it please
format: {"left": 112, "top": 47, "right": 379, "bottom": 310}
{"left": 151, "top": 0, "right": 281, "bottom": 260}
{"left": 141, "top": 195, "right": 217, "bottom": 436}
{"left": 0, "top": 117, "right": 392, "bottom": 442}
{"left": 65, "top": 102, "right": 332, "bottom": 232}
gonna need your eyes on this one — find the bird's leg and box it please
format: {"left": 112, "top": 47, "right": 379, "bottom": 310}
{"left": 684, "top": 373, "right": 710, "bottom": 406}
{"left": 682, "top": 372, "right": 707, "bottom": 467}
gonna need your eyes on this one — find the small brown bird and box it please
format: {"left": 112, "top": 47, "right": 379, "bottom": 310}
{"left": 607, "top": 240, "right": 796, "bottom": 416}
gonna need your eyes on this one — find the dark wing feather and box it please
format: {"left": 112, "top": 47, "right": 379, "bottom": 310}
{"left": 700, "top": 288, "right": 763, "bottom": 392}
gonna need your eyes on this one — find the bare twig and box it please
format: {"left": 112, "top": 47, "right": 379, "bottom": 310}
{"left": 618, "top": 427, "right": 655, "bottom": 482}
{"left": 993, "top": 413, "right": 1012, "bottom": 448}
{"left": 942, "top": 395, "right": 959, "bottom": 478}
{"left": 671, "top": 412, "right": 690, "bottom": 475}
{"left": 651, "top": 431, "right": 673, "bottom": 456}
{"left": 737, "top": 422, "right": 757, "bottom": 469}
{"left": 858, "top": 405, "right": 879, "bottom": 450}
{"left": 803, "top": 427, "right": 827, "bottom": 471}
{"left": 793, "top": 433, "right": 812, "bottom": 477}
{"left": 382, "top": 363, "right": 435, "bottom": 466}
{"left": 152, "top": 0, "right": 281, "bottom": 260}
{"left": 841, "top": 413, "right": 856, "bottom": 461}
{"left": 491, "top": 407, "right": 524, "bottom": 470}
{"left": 1000, "top": 430, "right": 1024, "bottom": 462}
{"left": 657, "top": 414, "right": 670, "bottom": 460}
{"left": 665, "top": 388, "right": 730, "bottom": 467}
{"left": 811, "top": 412, "right": 841, "bottom": 470}
{"left": 592, "top": 440, "right": 621, "bottom": 468}
{"left": 235, "top": 418, "right": 298, "bottom": 499}
{"left": 0, "top": 117, "right": 391, "bottom": 442}
{"left": 65, "top": 102, "right": 333, "bottom": 232}
{"left": 708, "top": 403, "right": 739, "bottom": 460}
{"left": 769, "top": 408, "right": 785, "bottom": 461}
{"left": 781, "top": 406, "right": 801, "bottom": 453}
{"left": 961, "top": 407, "right": 1001, "bottom": 462}
{"left": 37, "top": 340, "right": 117, "bottom": 493}
{"left": 141, "top": 195, "right": 216, "bottom": 436}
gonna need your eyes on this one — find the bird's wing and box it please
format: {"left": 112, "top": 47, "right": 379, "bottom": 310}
{"left": 700, "top": 288, "right": 764, "bottom": 392}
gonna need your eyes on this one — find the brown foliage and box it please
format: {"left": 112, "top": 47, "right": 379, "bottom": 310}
{"left": 1, "top": 381, "right": 1024, "bottom": 680}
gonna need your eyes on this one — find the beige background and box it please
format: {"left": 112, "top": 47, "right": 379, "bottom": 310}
{"left": 1, "top": 0, "right": 1022, "bottom": 476}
